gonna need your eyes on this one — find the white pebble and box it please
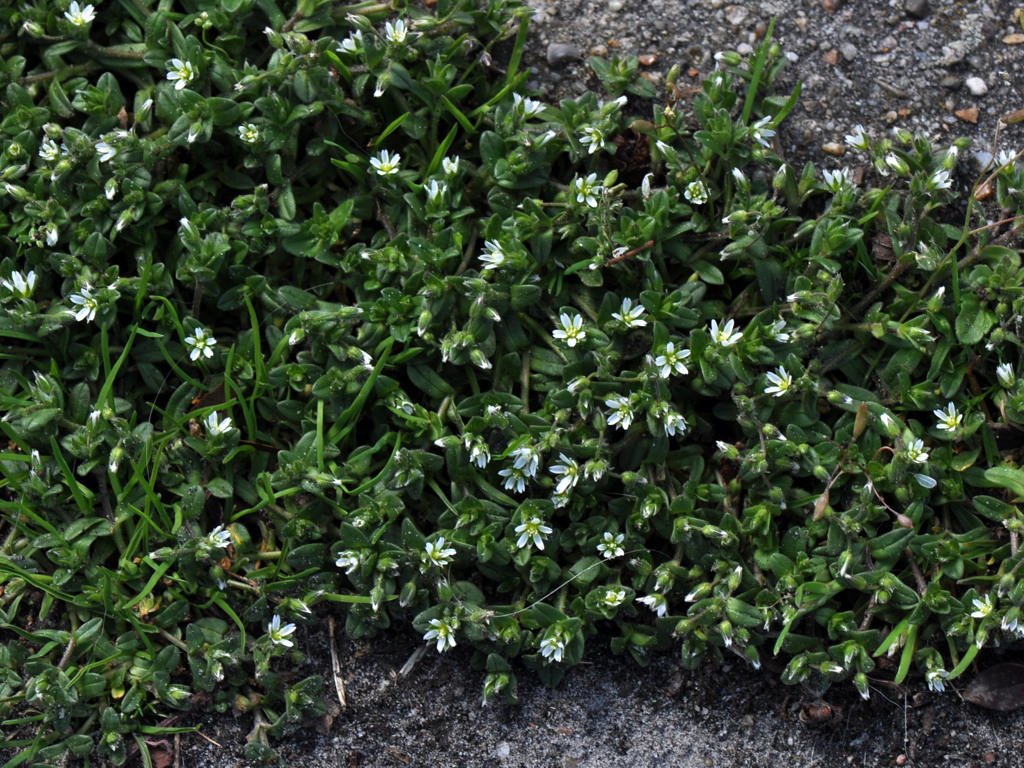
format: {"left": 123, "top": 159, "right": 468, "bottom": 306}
{"left": 965, "top": 76, "right": 988, "bottom": 96}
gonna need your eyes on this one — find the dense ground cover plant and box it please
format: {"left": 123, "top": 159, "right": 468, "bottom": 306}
{"left": 1, "top": 0, "right": 1024, "bottom": 763}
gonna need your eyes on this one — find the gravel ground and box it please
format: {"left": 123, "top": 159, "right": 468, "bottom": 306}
{"left": 40, "top": 1, "right": 1024, "bottom": 766}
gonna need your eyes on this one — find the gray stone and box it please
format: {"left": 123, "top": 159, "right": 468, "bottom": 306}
{"left": 940, "top": 76, "right": 962, "bottom": 90}
{"left": 840, "top": 42, "right": 858, "bottom": 61}
{"left": 965, "top": 76, "right": 988, "bottom": 96}
{"left": 905, "top": 0, "right": 929, "bottom": 20}
{"left": 546, "top": 42, "right": 582, "bottom": 67}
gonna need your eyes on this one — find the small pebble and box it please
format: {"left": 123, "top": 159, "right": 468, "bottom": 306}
{"left": 495, "top": 742, "right": 511, "bottom": 758}
{"left": 736, "top": 42, "right": 754, "bottom": 55}
{"left": 955, "top": 107, "right": 979, "bottom": 124}
{"left": 840, "top": 42, "right": 858, "bottom": 61}
{"left": 822, "top": 142, "right": 846, "bottom": 156}
{"left": 726, "top": 6, "right": 748, "bottom": 26}
{"left": 547, "top": 42, "right": 582, "bottom": 67}
{"left": 940, "top": 75, "right": 962, "bottom": 90}
{"left": 904, "top": 0, "right": 929, "bottom": 20}
{"left": 608, "top": 0, "right": 624, "bottom": 11}
{"left": 965, "top": 76, "right": 988, "bottom": 96}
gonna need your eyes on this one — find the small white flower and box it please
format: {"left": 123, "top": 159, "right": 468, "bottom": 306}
{"left": 549, "top": 453, "right": 581, "bottom": 494}
{"left": 579, "top": 126, "right": 605, "bottom": 155}
{"left": 709, "top": 318, "right": 743, "bottom": 347}
{"left": 166, "top": 58, "right": 197, "bottom": 90}
{"left": 844, "top": 124, "right": 870, "bottom": 150}
{"left": 932, "top": 402, "right": 962, "bottom": 433}
{"left": 513, "top": 92, "right": 545, "bottom": 119}
{"left": 384, "top": 19, "right": 408, "bottom": 44}
{"left": 539, "top": 634, "right": 566, "bottom": 663}
{"left": 641, "top": 173, "right": 653, "bottom": 199}
{"left": 498, "top": 466, "right": 528, "bottom": 493}
{"left": 612, "top": 297, "right": 647, "bottom": 328}
{"left": 478, "top": 240, "right": 505, "bottom": 270}
{"left": 926, "top": 668, "right": 948, "bottom": 693}
{"left": 204, "top": 525, "right": 232, "bottom": 549}
{"left": 885, "top": 153, "right": 909, "bottom": 175}
{"left": 767, "top": 319, "right": 791, "bottom": 342}
{"left": 370, "top": 149, "right": 401, "bottom": 176}
{"left": 64, "top": 2, "right": 96, "bottom": 27}
{"left": 684, "top": 180, "right": 708, "bottom": 205}
{"left": 514, "top": 516, "right": 553, "bottom": 550}
{"left": 822, "top": 167, "right": 851, "bottom": 192}
{"left": 69, "top": 287, "right": 99, "bottom": 322}
{"left": 601, "top": 588, "right": 627, "bottom": 607}
{"left": 183, "top": 327, "right": 217, "bottom": 361}
{"left": 971, "top": 593, "right": 995, "bottom": 619}
{"left": 605, "top": 396, "right": 635, "bottom": 431}
{"left": 204, "top": 411, "right": 232, "bottom": 436}
{"left": 425, "top": 179, "right": 446, "bottom": 202}
{"left": 95, "top": 141, "right": 116, "bottom": 162}
{"left": 38, "top": 139, "right": 60, "bottom": 162}
{"left": 45, "top": 224, "right": 58, "bottom": 245}
{"left": 572, "top": 172, "right": 602, "bottom": 208}
{"left": 929, "top": 169, "right": 953, "bottom": 190}
{"left": 425, "top": 536, "right": 457, "bottom": 568}
{"left": 552, "top": 312, "right": 586, "bottom": 347}
{"left": 764, "top": 366, "right": 793, "bottom": 397}
{"left": 750, "top": 115, "right": 775, "bottom": 148}
{"left": 996, "top": 148, "right": 1018, "bottom": 170}
{"left": 1, "top": 270, "right": 37, "bottom": 298}
{"left": 237, "top": 123, "right": 260, "bottom": 144}
{"left": 335, "top": 550, "right": 360, "bottom": 574}
{"left": 442, "top": 155, "right": 460, "bottom": 176}
{"left": 661, "top": 408, "right": 688, "bottom": 437}
{"left": 654, "top": 341, "right": 691, "bottom": 377}
{"left": 996, "top": 362, "right": 1015, "bottom": 388}
{"left": 424, "top": 617, "right": 459, "bottom": 652}
{"left": 636, "top": 592, "right": 668, "bottom": 617}
{"left": 906, "top": 438, "right": 929, "bottom": 464}
{"left": 337, "top": 30, "right": 363, "bottom": 54}
{"left": 267, "top": 615, "right": 296, "bottom": 647}
{"left": 596, "top": 531, "right": 625, "bottom": 559}
{"left": 463, "top": 434, "right": 490, "bottom": 468}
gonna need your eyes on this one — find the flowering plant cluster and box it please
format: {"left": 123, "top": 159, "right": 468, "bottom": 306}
{"left": 1, "top": 1, "right": 1024, "bottom": 764}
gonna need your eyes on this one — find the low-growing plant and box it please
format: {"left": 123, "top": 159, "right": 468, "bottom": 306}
{"left": 1, "top": 0, "right": 1024, "bottom": 764}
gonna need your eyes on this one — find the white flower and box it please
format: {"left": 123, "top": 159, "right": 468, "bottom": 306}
{"left": 549, "top": 453, "right": 581, "bottom": 494}
{"left": 906, "top": 438, "right": 929, "bottom": 464}
{"left": 70, "top": 288, "right": 99, "bottom": 322}
{"left": 514, "top": 516, "right": 553, "bottom": 551}
{"left": 552, "top": 312, "right": 586, "bottom": 347}
{"left": 1, "top": 270, "right": 36, "bottom": 298}
{"left": 64, "top": 2, "right": 96, "bottom": 26}
{"left": 267, "top": 615, "right": 296, "bottom": 647}
{"left": 384, "top": 19, "right": 408, "bottom": 44}
{"left": 579, "top": 126, "right": 605, "bottom": 154}
{"left": 929, "top": 169, "right": 953, "bottom": 190}
{"left": 425, "top": 179, "right": 446, "bottom": 202}
{"left": 183, "top": 327, "right": 217, "bottom": 361}
{"left": 370, "top": 149, "right": 401, "bottom": 176}
{"left": 95, "top": 141, "right": 116, "bottom": 162}
{"left": 166, "top": 58, "right": 197, "bottom": 90}
{"left": 442, "top": 155, "right": 460, "bottom": 176}
{"left": 513, "top": 93, "right": 545, "bottom": 119}
{"left": 996, "top": 362, "right": 1015, "bottom": 388}
{"left": 335, "top": 550, "right": 360, "bottom": 574}
{"left": 709, "top": 318, "right": 743, "bottom": 347}
{"left": 539, "top": 634, "right": 566, "bottom": 663}
{"left": 844, "top": 124, "right": 870, "bottom": 150}
{"left": 424, "top": 617, "right": 459, "bottom": 652}
{"left": 641, "top": 173, "right": 653, "bottom": 199}
{"left": 654, "top": 341, "right": 691, "bottom": 377}
{"left": 38, "top": 139, "right": 60, "bottom": 161}
{"left": 885, "top": 153, "right": 909, "bottom": 175}
{"left": 661, "top": 408, "right": 688, "bottom": 437}
{"left": 601, "top": 588, "right": 627, "bottom": 607}
{"left": 425, "top": 536, "right": 457, "bottom": 568}
{"left": 636, "top": 592, "right": 668, "bottom": 617}
{"left": 204, "top": 411, "right": 232, "bottom": 436}
{"left": 764, "top": 366, "right": 793, "bottom": 397}
{"left": 996, "top": 148, "right": 1018, "bottom": 170}
{"left": 337, "top": 30, "right": 363, "bottom": 53}
{"left": 767, "top": 319, "right": 791, "bottom": 342}
{"left": 506, "top": 445, "right": 539, "bottom": 479}
{"left": 684, "top": 180, "right": 708, "bottom": 205}
{"left": 237, "top": 123, "right": 260, "bottom": 144}
{"left": 498, "top": 466, "right": 527, "bottom": 493}
{"left": 926, "top": 668, "right": 948, "bottom": 693}
{"left": 596, "top": 532, "right": 625, "bottom": 559}
{"left": 478, "top": 240, "right": 505, "bottom": 270}
{"left": 605, "top": 396, "right": 635, "bottom": 431}
{"left": 612, "top": 297, "right": 647, "bottom": 328}
{"left": 572, "top": 172, "right": 602, "bottom": 208}
{"left": 932, "top": 402, "right": 962, "bottom": 433}
{"left": 750, "top": 115, "right": 775, "bottom": 148}
{"left": 971, "top": 593, "right": 995, "bottom": 619}
{"left": 463, "top": 434, "right": 490, "bottom": 468}
{"left": 822, "top": 167, "right": 851, "bottom": 192}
